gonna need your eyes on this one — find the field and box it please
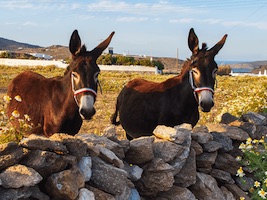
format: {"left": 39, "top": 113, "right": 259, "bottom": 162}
{"left": 1, "top": 65, "right": 267, "bottom": 140}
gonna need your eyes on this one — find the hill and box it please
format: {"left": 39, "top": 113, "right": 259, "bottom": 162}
{"left": 1, "top": 36, "right": 267, "bottom": 73}
{"left": 0, "top": 37, "right": 41, "bottom": 51}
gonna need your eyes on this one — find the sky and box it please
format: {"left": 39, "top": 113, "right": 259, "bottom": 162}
{"left": 1, "top": 0, "right": 267, "bottom": 62}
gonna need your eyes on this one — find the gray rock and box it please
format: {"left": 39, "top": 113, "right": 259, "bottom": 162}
{"left": 220, "top": 186, "right": 235, "bottom": 200}
{"left": 190, "top": 172, "right": 226, "bottom": 200}
{"left": 0, "top": 187, "right": 32, "bottom": 200}
{"left": 174, "top": 148, "right": 196, "bottom": 187}
{"left": 0, "top": 164, "right": 42, "bottom": 188}
{"left": 99, "top": 146, "right": 124, "bottom": 168}
{"left": 125, "top": 137, "right": 154, "bottom": 165}
{"left": 224, "top": 184, "right": 250, "bottom": 200}
{"left": 77, "top": 188, "right": 95, "bottom": 200}
{"left": 0, "top": 142, "right": 21, "bottom": 155}
{"left": 214, "top": 153, "right": 240, "bottom": 175}
{"left": 0, "top": 144, "right": 25, "bottom": 171}
{"left": 76, "top": 133, "right": 125, "bottom": 159}
{"left": 210, "top": 169, "right": 235, "bottom": 184}
{"left": 19, "top": 134, "right": 68, "bottom": 153}
{"left": 211, "top": 132, "right": 233, "bottom": 153}
{"left": 87, "top": 185, "right": 115, "bottom": 200}
{"left": 202, "top": 140, "right": 222, "bottom": 152}
{"left": 157, "top": 186, "right": 196, "bottom": 200}
{"left": 191, "top": 140, "right": 203, "bottom": 156}
{"left": 102, "top": 125, "right": 118, "bottom": 140}
{"left": 192, "top": 125, "right": 212, "bottom": 144}
{"left": 206, "top": 124, "right": 249, "bottom": 141}
{"left": 115, "top": 184, "right": 132, "bottom": 200}
{"left": 50, "top": 133, "right": 88, "bottom": 160}
{"left": 21, "top": 149, "right": 71, "bottom": 177}
{"left": 91, "top": 157, "right": 128, "bottom": 196}
{"left": 168, "top": 128, "right": 191, "bottom": 174}
{"left": 242, "top": 111, "right": 267, "bottom": 126}
{"left": 136, "top": 158, "right": 174, "bottom": 196}
{"left": 239, "top": 122, "right": 257, "bottom": 139}
{"left": 124, "top": 162, "right": 143, "bottom": 181}
{"left": 78, "top": 156, "right": 92, "bottom": 182}
{"left": 220, "top": 112, "right": 239, "bottom": 124}
{"left": 45, "top": 167, "right": 85, "bottom": 200}
{"left": 153, "top": 137, "right": 183, "bottom": 162}
{"left": 255, "top": 125, "right": 267, "bottom": 139}
{"left": 153, "top": 125, "right": 179, "bottom": 142}
{"left": 130, "top": 188, "right": 141, "bottom": 200}
{"left": 235, "top": 176, "right": 254, "bottom": 191}
{"left": 196, "top": 151, "right": 218, "bottom": 168}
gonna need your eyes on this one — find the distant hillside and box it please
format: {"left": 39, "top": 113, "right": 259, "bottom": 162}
{"left": 227, "top": 61, "right": 267, "bottom": 72}
{"left": 0, "top": 37, "right": 41, "bottom": 51}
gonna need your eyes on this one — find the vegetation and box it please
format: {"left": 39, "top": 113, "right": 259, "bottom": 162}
{"left": 0, "top": 65, "right": 267, "bottom": 143}
{"left": 97, "top": 54, "right": 164, "bottom": 70}
{"left": 237, "top": 137, "right": 267, "bottom": 199}
{"left": 0, "top": 51, "right": 36, "bottom": 59}
{"left": 0, "top": 95, "right": 33, "bottom": 143}
{"left": 218, "top": 65, "right": 231, "bottom": 75}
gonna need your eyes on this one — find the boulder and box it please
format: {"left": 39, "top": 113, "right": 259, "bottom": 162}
{"left": 0, "top": 164, "right": 42, "bottom": 188}
{"left": 45, "top": 167, "right": 85, "bottom": 200}
{"left": 125, "top": 137, "right": 154, "bottom": 165}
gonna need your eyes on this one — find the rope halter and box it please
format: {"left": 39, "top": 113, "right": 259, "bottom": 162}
{"left": 71, "top": 74, "right": 97, "bottom": 106}
{"left": 189, "top": 69, "right": 215, "bottom": 102}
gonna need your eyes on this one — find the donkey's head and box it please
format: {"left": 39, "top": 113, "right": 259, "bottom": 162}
{"left": 69, "top": 30, "right": 115, "bottom": 120}
{"left": 188, "top": 28, "right": 227, "bottom": 112}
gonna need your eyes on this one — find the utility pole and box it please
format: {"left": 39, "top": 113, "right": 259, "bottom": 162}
{"left": 176, "top": 48, "right": 179, "bottom": 72}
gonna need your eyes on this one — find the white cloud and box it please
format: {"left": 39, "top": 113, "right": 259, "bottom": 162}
{"left": 169, "top": 18, "right": 194, "bottom": 24}
{"left": 117, "top": 17, "right": 148, "bottom": 22}
{"left": 22, "top": 21, "right": 38, "bottom": 26}
{"left": 222, "top": 21, "right": 267, "bottom": 30}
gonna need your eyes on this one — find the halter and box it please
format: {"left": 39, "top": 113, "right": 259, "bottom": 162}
{"left": 189, "top": 69, "right": 215, "bottom": 102}
{"left": 71, "top": 75, "right": 97, "bottom": 106}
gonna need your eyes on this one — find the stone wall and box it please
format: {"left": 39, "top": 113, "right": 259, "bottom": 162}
{"left": 0, "top": 111, "right": 266, "bottom": 200}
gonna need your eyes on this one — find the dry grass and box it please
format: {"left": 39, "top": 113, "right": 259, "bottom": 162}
{"left": 0, "top": 66, "right": 172, "bottom": 138}
{"left": 1, "top": 65, "right": 267, "bottom": 140}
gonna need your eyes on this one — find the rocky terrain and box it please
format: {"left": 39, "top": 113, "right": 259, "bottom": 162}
{"left": 0, "top": 111, "right": 266, "bottom": 199}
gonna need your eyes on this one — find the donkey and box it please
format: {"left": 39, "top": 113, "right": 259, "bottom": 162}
{"left": 111, "top": 28, "right": 227, "bottom": 139}
{"left": 7, "top": 30, "right": 115, "bottom": 137}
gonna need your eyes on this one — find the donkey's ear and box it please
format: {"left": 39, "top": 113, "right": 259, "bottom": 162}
{"left": 188, "top": 28, "right": 199, "bottom": 55}
{"left": 209, "top": 34, "right": 228, "bottom": 56}
{"left": 69, "top": 30, "right": 81, "bottom": 56}
{"left": 91, "top": 31, "right": 115, "bottom": 59}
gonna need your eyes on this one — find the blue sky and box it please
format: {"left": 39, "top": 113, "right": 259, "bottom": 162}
{"left": 1, "top": 0, "right": 267, "bottom": 61}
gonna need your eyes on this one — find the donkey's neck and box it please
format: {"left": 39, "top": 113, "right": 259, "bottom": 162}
{"left": 162, "top": 59, "right": 192, "bottom": 90}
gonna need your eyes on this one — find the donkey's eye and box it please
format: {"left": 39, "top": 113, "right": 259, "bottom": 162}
{"left": 192, "top": 69, "right": 199, "bottom": 75}
{"left": 94, "top": 72, "right": 99, "bottom": 83}
{"left": 71, "top": 72, "right": 78, "bottom": 80}
{"left": 212, "top": 69, "right": 218, "bottom": 78}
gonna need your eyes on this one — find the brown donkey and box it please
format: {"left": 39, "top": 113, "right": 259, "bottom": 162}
{"left": 7, "top": 30, "right": 115, "bottom": 137}
{"left": 111, "top": 28, "right": 227, "bottom": 139}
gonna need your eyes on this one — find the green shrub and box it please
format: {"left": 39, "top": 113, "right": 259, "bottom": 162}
{"left": 238, "top": 137, "right": 267, "bottom": 199}
{"left": 0, "top": 95, "right": 34, "bottom": 144}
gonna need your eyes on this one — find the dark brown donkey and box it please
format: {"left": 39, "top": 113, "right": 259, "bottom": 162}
{"left": 7, "top": 30, "right": 115, "bottom": 137}
{"left": 111, "top": 28, "right": 227, "bottom": 139}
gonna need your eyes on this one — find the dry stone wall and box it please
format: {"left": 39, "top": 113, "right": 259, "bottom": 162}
{"left": 0, "top": 111, "right": 266, "bottom": 200}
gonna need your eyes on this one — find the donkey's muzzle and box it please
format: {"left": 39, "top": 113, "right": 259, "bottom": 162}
{"left": 79, "top": 106, "right": 96, "bottom": 120}
{"left": 198, "top": 90, "right": 214, "bottom": 112}
{"left": 78, "top": 95, "right": 96, "bottom": 120}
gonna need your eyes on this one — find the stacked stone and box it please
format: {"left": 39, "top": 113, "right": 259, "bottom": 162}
{"left": 0, "top": 111, "right": 266, "bottom": 200}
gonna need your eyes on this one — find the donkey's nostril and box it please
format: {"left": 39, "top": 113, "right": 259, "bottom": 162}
{"left": 80, "top": 107, "right": 96, "bottom": 120}
{"left": 200, "top": 100, "right": 214, "bottom": 112}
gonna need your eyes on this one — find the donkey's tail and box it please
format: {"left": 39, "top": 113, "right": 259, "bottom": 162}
{"left": 111, "top": 99, "right": 120, "bottom": 126}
